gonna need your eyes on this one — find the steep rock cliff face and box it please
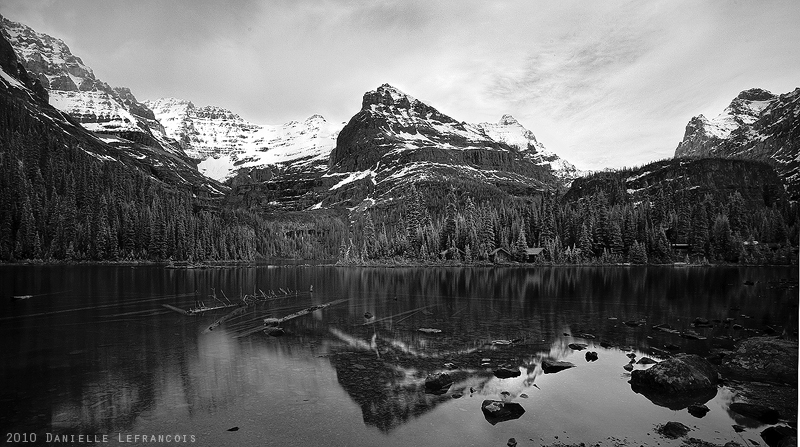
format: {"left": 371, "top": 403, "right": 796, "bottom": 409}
{"left": 674, "top": 88, "right": 799, "bottom": 199}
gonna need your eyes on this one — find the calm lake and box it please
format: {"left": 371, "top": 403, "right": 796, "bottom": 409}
{"left": 0, "top": 265, "right": 797, "bottom": 446}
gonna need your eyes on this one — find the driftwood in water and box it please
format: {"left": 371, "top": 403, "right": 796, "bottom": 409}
{"left": 187, "top": 303, "right": 240, "bottom": 315}
{"left": 162, "top": 304, "right": 192, "bottom": 315}
{"left": 204, "top": 306, "right": 248, "bottom": 333}
{"left": 12, "top": 290, "right": 70, "bottom": 301}
{"left": 263, "top": 298, "right": 347, "bottom": 325}
{"left": 162, "top": 302, "right": 240, "bottom": 316}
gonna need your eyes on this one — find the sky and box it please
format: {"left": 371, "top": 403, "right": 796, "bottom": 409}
{"left": 1, "top": 0, "right": 799, "bottom": 170}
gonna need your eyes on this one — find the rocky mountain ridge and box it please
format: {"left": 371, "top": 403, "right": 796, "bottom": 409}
{"left": 0, "top": 30, "right": 224, "bottom": 199}
{"left": 0, "top": 14, "right": 185, "bottom": 159}
{"left": 674, "top": 87, "right": 799, "bottom": 199}
{"left": 320, "top": 84, "right": 558, "bottom": 208}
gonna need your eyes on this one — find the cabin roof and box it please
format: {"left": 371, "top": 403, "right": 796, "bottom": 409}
{"left": 489, "top": 247, "right": 512, "bottom": 256}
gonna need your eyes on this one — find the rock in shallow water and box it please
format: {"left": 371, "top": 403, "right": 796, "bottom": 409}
{"left": 494, "top": 367, "right": 521, "bottom": 379}
{"left": 688, "top": 404, "right": 710, "bottom": 418}
{"left": 656, "top": 421, "right": 690, "bottom": 439}
{"left": 630, "top": 354, "right": 718, "bottom": 409}
{"left": 729, "top": 402, "right": 781, "bottom": 424}
{"left": 541, "top": 359, "right": 576, "bottom": 374}
{"left": 480, "top": 400, "right": 525, "bottom": 425}
{"left": 631, "top": 354, "right": 717, "bottom": 393}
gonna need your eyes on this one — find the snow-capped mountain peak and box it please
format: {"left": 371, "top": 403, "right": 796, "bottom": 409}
{"left": 676, "top": 88, "right": 778, "bottom": 150}
{"left": 0, "top": 15, "right": 97, "bottom": 91}
{"left": 474, "top": 115, "right": 581, "bottom": 183}
{"left": 145, "top": 97, "right": 340, "bottom": 181}
{"left": 674, "top": 87, "right": 799, "bottom": 199}
{"left": 498, "top": 114, "right": 519, "bottom": 126}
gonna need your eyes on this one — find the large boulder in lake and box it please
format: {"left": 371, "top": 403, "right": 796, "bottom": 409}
{"left": 630, "top": 354, "right": 718, "bottom": 409}
{"left": 481, "top": 400, "right": 525, "bottom": 425}
{"left": 720, "top": 337, "right": 798, "bottom": 385}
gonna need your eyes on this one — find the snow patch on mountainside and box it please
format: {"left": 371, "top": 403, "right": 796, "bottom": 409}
{"left": 49, "top": 90, "right": 140, "bottom": 132}
{"left": 0, "top": 65, "right": 24, "bottom": 89}
{"left": 695, "top": 98, "right": 773, "bottom": 140}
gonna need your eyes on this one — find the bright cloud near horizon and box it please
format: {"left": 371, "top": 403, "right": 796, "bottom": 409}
{"left": 2, "top": 0, "right": 799, "bottom": 171}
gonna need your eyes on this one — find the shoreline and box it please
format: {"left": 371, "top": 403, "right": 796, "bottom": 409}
{"left": 0, "top": 259, "right": 797, "bottom": 268}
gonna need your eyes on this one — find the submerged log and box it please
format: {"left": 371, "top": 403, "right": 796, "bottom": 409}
{"left": 162, "top": 304, "right": 192, "bottom": 315}
{"left": 263, "top": 298, "right": 348, "bottom": 325}
{"left": 204, "top": 306, "right": 248, "bottom": 333}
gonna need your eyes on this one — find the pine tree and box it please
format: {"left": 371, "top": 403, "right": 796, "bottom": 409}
{"left": 690, "top": 204, "right": 709, "bottom": 259}
{"left": 363, "top": 212, "right": 376, "bottom": 257}
{"left": 711, "top": 214, "right": 734, "bottom": 262}
{"left": 540, "top": 194, "right": 555, "bottom": 244}
{"left": 622, "top": 209, "right": 636, "bottom": 254}
{"left": 441, "top": 189, "right": 458, "bottom": 250}
{"left": 609, "top": 221, "right": 624, "bottom": 256}
{"left": 514, "top": 226, "right": 528, "bottom": 262}
{"left": 652, "top": 227, "right": 672, "bottom": 263}
{"left": 629, "top": 241, "right": 648, "bottom": 264}
{"left": 593, "top": 193, "right": 610, "bottom": 252}
{"left": 727, "top": 192, "right": 744, "bottom": 237}
{"left": 480, "top": 213, "right": 496, "bottom": 258}
{"left": 578, "top": 223, "right": 593, "bottom": 261}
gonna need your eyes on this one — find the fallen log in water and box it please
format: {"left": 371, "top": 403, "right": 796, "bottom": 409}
{"left": 186, "top": 303, "right": 240, "bottom": 315}
{"left": 263, "top": 298, "right": 348, "bottom": 325}
{"left": 162, "top": 304, "right": 191, "bottom": 315}
{"left": 203, "top": 306, "right": 248, "bottom": 333}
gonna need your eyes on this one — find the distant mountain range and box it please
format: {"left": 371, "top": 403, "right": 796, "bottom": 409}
{"left": 0, "top": 15, "right": 580, "bottom": 203}
{"left": 1, "top": 13, "right": 797, "bottom": 207}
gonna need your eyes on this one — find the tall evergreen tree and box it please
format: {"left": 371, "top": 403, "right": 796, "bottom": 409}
{"left": 514, "top": 226, "right": 528, "bottom": 262}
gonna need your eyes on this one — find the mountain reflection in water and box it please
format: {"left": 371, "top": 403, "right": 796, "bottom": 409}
{"left": 0, "top": 265, "right": 796, "bottom": 446}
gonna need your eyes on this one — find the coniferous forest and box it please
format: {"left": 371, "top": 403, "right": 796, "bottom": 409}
{"left": 339, "top": 175, "right": 799, "bottom": 266}
{"left": 0, "top": 94, "right": 347, "bottom": 263}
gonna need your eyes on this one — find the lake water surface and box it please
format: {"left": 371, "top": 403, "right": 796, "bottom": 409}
{"left": 0, "top": 265, "right": 797, "bottom": 446}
